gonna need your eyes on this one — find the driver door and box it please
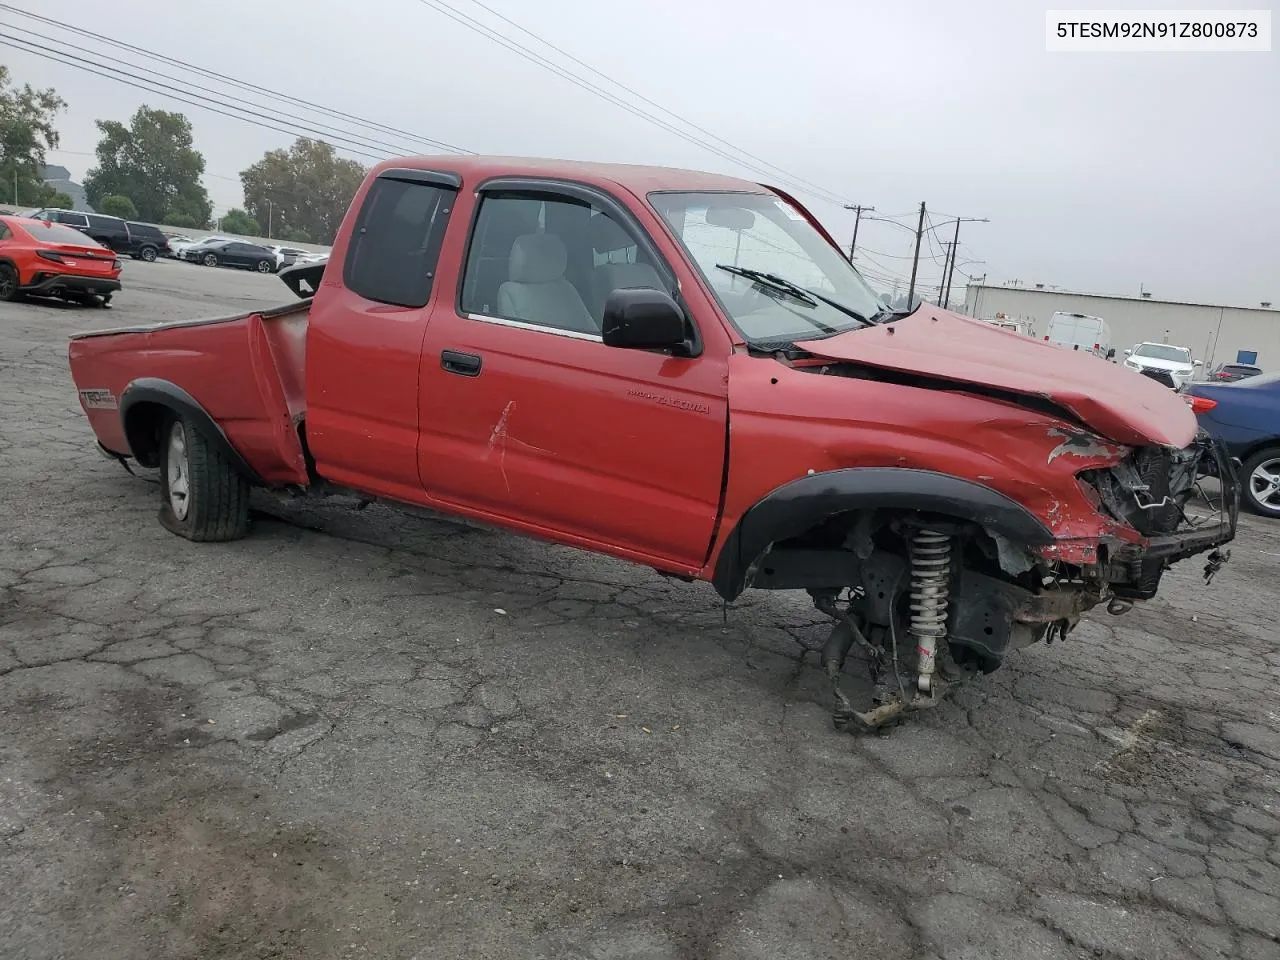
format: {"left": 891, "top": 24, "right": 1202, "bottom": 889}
{"left": 416, "top": 183, "right": 730, "bottom": 569}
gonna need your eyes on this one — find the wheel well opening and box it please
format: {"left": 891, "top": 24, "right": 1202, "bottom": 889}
{"left": 123, "top": 401, "right": 173, "bottom": 468}
{"left": 748, "top": 506, "right": 1045, "bottom": 597}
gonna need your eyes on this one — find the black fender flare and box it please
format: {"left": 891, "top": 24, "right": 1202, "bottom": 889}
{"left": 711, "top": 467, "right": 1055, "bottom": 600}
{"left": 119, "top": 378, "right": 264, "bottom": 485}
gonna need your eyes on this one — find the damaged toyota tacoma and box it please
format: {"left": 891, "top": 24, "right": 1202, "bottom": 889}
{"left": 66, "top": 156, "right": 1239, "bottom": 730}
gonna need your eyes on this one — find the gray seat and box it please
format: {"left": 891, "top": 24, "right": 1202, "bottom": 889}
{"left": 497, "top": 233, "right": 598, "bottom": 334}
{"left": 587, "top": 213, "right": 665, "bottom": 319}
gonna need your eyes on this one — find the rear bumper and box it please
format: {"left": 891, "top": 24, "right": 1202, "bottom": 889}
{"left": 23, "top": 273, "right": 122, "bottom": 296}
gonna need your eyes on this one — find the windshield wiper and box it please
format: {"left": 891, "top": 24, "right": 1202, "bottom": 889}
{"left": 716, "top": 264, "right": 816, "bottom": 306}
{"left": 715, "top": 264, "right": 875, "bottom": 329}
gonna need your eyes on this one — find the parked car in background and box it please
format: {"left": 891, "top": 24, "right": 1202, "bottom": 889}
{"left": 0, "top": 214, "right": 122, "bottom": 306}
{"left": 1206, "top": 361, "right": 1262, "bottom": 383}
{"left": 1122, "top": 342, "right": 1200, "bottom": 388}
{"left": 183, "top": 239, "right": 277, "bottom": 272}
{"left": 266, "top": 245, "right": 309, "bottom": 270}
{"left": 27, "top": 209, "right": 171, "bottom": 262}
{"left": 121, "top": 221, "right": 171, "bottom": 261}
{"left": 169, "top": 235, "right": 231, "bottom": 259}
{"left": 1044, "top": 311, "right": 1112, "bottom": 358}
{"left": 1184, "top": 372, "right": 1280, "bottom": 516}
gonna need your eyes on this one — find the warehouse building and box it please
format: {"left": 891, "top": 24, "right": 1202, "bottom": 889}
{"left": 962, "top": 283, "right": 1277, "bottom": 372}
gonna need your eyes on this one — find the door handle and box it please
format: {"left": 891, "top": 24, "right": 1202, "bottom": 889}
{"left": 441, "top": 349, "right": 482, "bottom": 377}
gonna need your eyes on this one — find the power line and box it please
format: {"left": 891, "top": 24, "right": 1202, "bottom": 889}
{"left": 410, "top": 0, "right": 854, "bottom": 208}
{"left": 451, "top": 0, "right": 846, "bottom": 203}
{"left": 0, "top": 3, "right": 472, "bottom": 156}
{"left": 0, "top": 35, "right": 392, "bottom": 163}
{"left": 2, "top": 24, "right": 443, "bottom": 161}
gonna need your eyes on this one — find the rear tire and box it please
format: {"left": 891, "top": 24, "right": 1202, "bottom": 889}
{"left": 1241, "top": 447, "right": 1280, "bottom": 518}
{"left": 0, "top": 263, "right": 18, "bottom": 301}
{"left": 158, "top": 414, "right": 251, "bottom": 541}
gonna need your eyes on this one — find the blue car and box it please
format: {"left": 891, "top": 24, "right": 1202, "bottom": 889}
{"left": 1184, "top": 371, "right": 1280, "bottom": 517}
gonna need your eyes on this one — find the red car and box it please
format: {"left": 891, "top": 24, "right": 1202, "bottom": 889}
{"left": 64, "top": 156, "right": 1238, "bottom": 731}
{"left": 0, "top": 214, "right": 122, "bottom": 306}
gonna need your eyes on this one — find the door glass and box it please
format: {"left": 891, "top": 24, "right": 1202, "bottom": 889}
{"left": 460, "top": 192, "right": 667, "bottom": 332}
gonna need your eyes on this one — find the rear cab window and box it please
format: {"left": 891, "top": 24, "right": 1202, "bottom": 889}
{"left": 343, "top": 169, "right": 458, "bottom": 307}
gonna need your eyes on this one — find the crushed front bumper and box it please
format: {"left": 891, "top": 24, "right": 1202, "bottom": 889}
{"left": 1101, "top": 432, "right": 1239, "bottom": 597}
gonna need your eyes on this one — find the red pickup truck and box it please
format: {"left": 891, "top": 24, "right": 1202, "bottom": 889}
{"left": 67, "top": 156, "right": 1238, "bottom": 730}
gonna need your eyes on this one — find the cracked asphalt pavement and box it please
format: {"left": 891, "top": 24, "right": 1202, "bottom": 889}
{"left": 2, "top": 260, "right": 1279, "bottom": 960}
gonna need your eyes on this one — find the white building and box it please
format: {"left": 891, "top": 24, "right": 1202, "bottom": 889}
{"left": 962, "top": 283, "right": 1277, "bottom": 371}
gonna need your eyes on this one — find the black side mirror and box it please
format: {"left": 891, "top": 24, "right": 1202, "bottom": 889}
{"left": 1107, "top": 347, "right": 1116, "bottom": 359}
{"left": 602, "top": 288, "right": 689, "bottom": 353}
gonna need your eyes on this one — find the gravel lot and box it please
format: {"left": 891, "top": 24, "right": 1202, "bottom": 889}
{"left": 2, "top": 260, "right": 1279, "bottom": 960}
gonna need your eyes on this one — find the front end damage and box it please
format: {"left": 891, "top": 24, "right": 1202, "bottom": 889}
{"left": 761, "top": 433, "right": 1239, "bottom": 732}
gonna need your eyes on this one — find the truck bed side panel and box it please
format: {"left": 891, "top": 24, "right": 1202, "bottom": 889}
{"left": 67, "top": 303, "right": 311, "bottom": 486}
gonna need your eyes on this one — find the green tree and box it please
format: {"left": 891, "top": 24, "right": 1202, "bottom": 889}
{"left": 279, "top": 227, "right": 312, "bottom": 244}
{"left": 0, "top": 66, "right": 67, "bottom": 207}
{"left": 84, "top": 106, "right": 212, "bottom": 225}
{"left": 165, "top": 212, "right": 200, "bottom": 229}
{"left": 97, "top": 194, "right": 138, "bottom": 219}
{"left": 44, "top": 191, "right": 73, "bottom": 209}
{"left": 240, "top": 138, "right": 365, "bottom": 244}
{"left": 219, "top": 208, "right": 259, "bottom": 236}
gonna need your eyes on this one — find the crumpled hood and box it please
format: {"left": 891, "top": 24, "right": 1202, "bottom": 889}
{"left": 795, "top": 306, "right": 1197, "bottom": 448}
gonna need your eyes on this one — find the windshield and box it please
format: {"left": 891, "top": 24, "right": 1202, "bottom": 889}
{"left": 17, "top": 219, "right": 105, "bottom": 246}
{"left": 649, "top": 191, "right": 888, "bottom": 343}
{"left": 1134, "top": 343, "right": 1192, "bottom": 363}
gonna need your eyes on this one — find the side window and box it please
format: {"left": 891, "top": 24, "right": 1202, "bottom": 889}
{"left": 0, "top": 224, "right": 10, "bottom": 241}
{"left": 460, "top": 192, "right": 667, "bottom": 335}
{"left": 344, "top": 176, "right": 454, "bottom": 308}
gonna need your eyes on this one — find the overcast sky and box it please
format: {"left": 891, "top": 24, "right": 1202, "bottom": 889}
{"left": 3, "top": 0, "right": 1275, "bottom": 305}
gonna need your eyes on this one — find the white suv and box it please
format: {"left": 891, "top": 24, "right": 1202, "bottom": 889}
{"left": 1122, "top": 342, "right": 1201, "bottom": 388}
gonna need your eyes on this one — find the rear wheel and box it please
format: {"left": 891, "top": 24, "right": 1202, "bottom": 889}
{"left": 1242, "top": 447, "right": 1280, "bottom": 518}
{"left": 139, "top": 246, "right": 157, "bottom": 262}
{"left": 0, "top": 264, "right": 18, "bottom": 301}
{"left": 158, "top": 415, "right": 251, "bottom": 541}
{"left": 202, "top": 253, "right": 218, "bottom": 267}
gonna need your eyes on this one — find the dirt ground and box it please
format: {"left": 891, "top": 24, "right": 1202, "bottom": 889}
{"left": 2, "top": 260, "right": 1279, "bottom": 960}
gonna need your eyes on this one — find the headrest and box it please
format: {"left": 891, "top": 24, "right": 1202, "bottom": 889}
{"left": 509, "top": 233, "right": 567, "bottom": 283}
{"left": 589, "top": 213, "right": 633, "bottom": 253}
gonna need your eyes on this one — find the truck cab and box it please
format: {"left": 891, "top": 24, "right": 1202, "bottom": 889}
{"left": 65, "top": 156, "right": 1238, "bottom": 730}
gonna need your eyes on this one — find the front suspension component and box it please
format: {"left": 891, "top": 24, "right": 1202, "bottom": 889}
{"left": 907, "top": 528, "right": 953, "bottom": 693}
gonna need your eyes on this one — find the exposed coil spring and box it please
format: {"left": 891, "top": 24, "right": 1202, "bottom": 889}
{"left": 908, "top": 529, "right": 953, "bottom": 639}
{"left": 908, "top": 528, "right": 952, "bottom": 694}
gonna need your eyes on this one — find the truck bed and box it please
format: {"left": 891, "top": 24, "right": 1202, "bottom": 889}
{"left": 67, "top": 300, "right": 312, "bottom": 487}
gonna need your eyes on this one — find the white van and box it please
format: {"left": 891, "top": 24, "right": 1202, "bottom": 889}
{"left": 1044, "top": 311, "right": 1112, "bottom": 358}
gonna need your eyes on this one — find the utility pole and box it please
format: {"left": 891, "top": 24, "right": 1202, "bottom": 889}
{"left": 266, "top": 198, "right": 273, "bottom": 239}
{"left": 906, "top": 202, "right": 926, "bottom": 309}
{"left": 843, "top": 204, "right": 875, "bottom": 261}
{"left": 941, "top": 216, "right": 988, "bottom": 307}
{"left": 938, "top": 242, "right": 953, "bottom": 306}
